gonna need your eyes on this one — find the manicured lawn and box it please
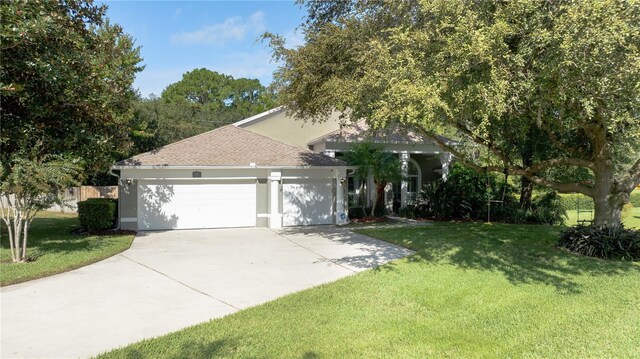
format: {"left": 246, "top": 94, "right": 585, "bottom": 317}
{"left": 1, "top": 212, "right": 135, "bottom": 286}
{"left": 565, "top": 207, "right": 640, "bottom": 228}
{"left": 100, "top": 223, "right": 640, "bottom": 358}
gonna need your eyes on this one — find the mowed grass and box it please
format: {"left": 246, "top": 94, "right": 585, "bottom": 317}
{"left": 565, "top": 207, "right": 640, "bottom": 228}
{"left": 1, "top": 212, "right": 134, "bottom": 286}
{"left": 100, "top": 223, "right": 640, "bottom": 359}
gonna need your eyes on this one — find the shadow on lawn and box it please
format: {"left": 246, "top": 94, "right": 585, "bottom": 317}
{"left": 277, "top": 226, "right": 412, "bottom": 272}
{"left": 113, "top": 338, "right": 232, "bottom": 359}
{"left": 361, "top": 223, "right": 640, "bottom": 294}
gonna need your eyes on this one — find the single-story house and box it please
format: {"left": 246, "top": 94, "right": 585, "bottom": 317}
{"left": 112, "top": 107, "right": 454, "bottom": 230}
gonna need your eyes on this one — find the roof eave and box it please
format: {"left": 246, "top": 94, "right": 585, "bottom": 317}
{"left": 111, "top": 164, "right": 349, "bottom": 170}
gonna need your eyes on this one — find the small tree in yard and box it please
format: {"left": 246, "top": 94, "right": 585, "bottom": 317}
{"left": 344, "top": 143, "right": 402, "bottom": 217}
{"left": 1, "top": 0, "right": 142, "bottom": 262}
{"left": 1, "top": 157, "right": 82, "bottom": 262}
{"left": 267, "top": 0, "right": 640, "bottom": 227}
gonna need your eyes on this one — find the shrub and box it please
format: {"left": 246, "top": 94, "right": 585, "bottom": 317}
{"left": 416, "top": 163, "right": 499, "bottom": 220}
{"left": 78, "top": 198, "right": 117, "bottom": 232}
{"left": 560, "top": 193, "right": 594, "bottom": 211}
{"left": 528, "top": 191, "right": 567, "bottom": 225}
{"left": 398, "top": 205, "right": 417, "bottom": 219}
{"left": 559, "top": 225, "right": 640, "bottom": 261}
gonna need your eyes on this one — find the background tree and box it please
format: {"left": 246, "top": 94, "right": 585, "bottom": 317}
{"left": 161, "top": 68, "right": 276, "bottom": 120}
{"left": 268, "top": 0, "right": 640, "bottom": 227}
{"left": 0, "top": 0, "right": 142, "bottom": 261}
{"left": 343, "top": 143, "right": 401, "bottom": 216}
{"left": 120, "top": 69, "right": 278, "bottom": 165}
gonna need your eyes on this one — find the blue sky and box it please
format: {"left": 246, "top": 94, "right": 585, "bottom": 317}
{"left": 101, "top": 1, "right": 307, "bottom": 97}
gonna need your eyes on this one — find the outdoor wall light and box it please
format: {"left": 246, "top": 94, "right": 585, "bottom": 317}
{"left": 125, "top": 178, "right": 132, "bottom": 185}
{"left": 340, "top": 177, "right": 346, "bottom": 185}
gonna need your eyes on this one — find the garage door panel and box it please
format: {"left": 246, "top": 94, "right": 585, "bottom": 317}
{"left": 138, "top": 182, "right": 256, "bottom": 230}
{"left": 283, "top": 179, "right": 333, "bottom": 226}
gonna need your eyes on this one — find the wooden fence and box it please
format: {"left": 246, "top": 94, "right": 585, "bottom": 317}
{"left": 47, "top": 186, "right": 118, "bottom": 212}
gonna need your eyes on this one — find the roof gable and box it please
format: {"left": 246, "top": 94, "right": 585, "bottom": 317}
{"left": 116, "top": 125, "right": 345, "bottom": 167}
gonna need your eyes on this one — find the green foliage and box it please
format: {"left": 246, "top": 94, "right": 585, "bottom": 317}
{"left": 268, "top": 0, "right": 640, "bottom": 227}
{"left": 343, "top": 142, "right": 401, "bottom": 216}
{"left": 1, "top": 156, "right": 83, "bottom": 213}
{"left": 120, "top": 69, "right": 277, "bottom": 162}
{"left": 631, "top": 192, "right": 640, "bottom": 207}
{"left": 1, "top": 0, "right": 143, "bottom": 176}
{"left": 161, "top": 68, "right": 276, "bottom": 119}
{"left": 559, "top": 225, "right": 640, "bottom": 261}
{"left": 77, "top": 198, "right": 117, "bottom": 232}
{"left": 416, "top": 163, "right": 494, "bottom": 220}
{"left": 414, "top": 163, "right": 565, "bottom": 224}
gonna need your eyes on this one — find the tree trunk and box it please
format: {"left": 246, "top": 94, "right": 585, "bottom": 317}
{"left": 519, "top": 133, "right": 535, "bottom": 209}
{"left": 591, "top": 162, "right": 626, "bottom": 227}
{"left": 520, "top": 176, "right": 533, "bottom": 209}
{"left": 373, "top": 182, "right": 386, "bottom": 217}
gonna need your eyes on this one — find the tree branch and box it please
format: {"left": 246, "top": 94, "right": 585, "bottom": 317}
{"left": 415, "top": 127, "right": 595, "bottom": 197}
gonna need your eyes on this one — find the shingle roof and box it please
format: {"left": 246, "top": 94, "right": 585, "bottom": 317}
{"left": 309, "top": 120, "right": 451, "bottom": 145}
{"left": 116, "top": 125, "right": 346, "bottom": 167}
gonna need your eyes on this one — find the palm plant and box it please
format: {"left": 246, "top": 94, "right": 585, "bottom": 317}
{"left": 343, "top": 143, "right": 402, "bottom": 217}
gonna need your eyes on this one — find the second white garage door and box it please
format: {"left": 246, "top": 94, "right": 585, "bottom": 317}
{"left": 282, "top": 179, "right": 333, "bottom": 226}
{"left": 137, "top": 181, "right": 256, "bottom": 230}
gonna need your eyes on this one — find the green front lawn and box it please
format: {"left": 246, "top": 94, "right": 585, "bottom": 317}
{"left": 101, "top": 223, "right": 640, "bottom": 358}
{"left": 1, "top": 212, "right": 135, "bottom": 286}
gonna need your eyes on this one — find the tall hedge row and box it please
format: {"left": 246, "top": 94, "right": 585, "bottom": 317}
{"left": 560, "top": 192, "right": 640, "bottom": 211}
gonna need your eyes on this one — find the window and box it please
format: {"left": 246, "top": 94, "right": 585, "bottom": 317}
{"left": 407, "top": 160, "right": 421, "bottom": 204}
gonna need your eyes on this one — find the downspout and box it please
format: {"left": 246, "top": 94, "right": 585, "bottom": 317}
{"left": 108, "top": 168, "right": 122, "bottom": 229}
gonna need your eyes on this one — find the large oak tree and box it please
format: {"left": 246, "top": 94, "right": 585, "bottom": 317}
{"left": 268, "top": 0, "right": 640, "bottom": 227}
{"left": 1, "top": 0, "right": 142, "bottom": 261}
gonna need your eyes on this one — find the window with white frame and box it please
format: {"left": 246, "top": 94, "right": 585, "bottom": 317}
{"left": 407, "top": 159, "right": 421, "bottom": 203}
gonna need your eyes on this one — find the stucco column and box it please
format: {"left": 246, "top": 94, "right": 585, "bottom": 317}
{"left": 440, "top": 153, "right": 453, "bottom": 180}
{"left": 269, "top": 170, "right": 282, "bottom": 229}
{"left": 400, "top": 152, "right": 409, "bottom": 208}
{"left": 335, "top": 168, "right": 348, "bottom": 225}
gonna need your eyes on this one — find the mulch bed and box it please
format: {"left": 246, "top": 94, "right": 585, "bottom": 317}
{"left": 71, "top": 228, "right": 137, "bottom": 236}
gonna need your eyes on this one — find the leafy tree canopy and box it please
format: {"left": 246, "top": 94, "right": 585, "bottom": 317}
{"left": 268, "top": 0, "right": 640, "bottom": 227}
{"left": 1, "top": 0, "right": 143, "bottom": 176}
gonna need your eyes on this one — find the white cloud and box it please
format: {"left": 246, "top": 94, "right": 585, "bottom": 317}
{"left": 171, "top": 11, "right": 266, "bottom": 45}
{"left": 284, "top": 28, "right": 305, "bottom": 48}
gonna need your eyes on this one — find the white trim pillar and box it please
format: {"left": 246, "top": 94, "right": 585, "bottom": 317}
{"left": 439, "top": 153, "right": 453, "bottom": 180}
{"left": 335, "top": 168, "right": 348, "bottom": 225}
{"left": 269, "top": 170, "right": 282, "bottom": 229}
{"left": 400, "top": 152, "right": 409, "bottom": 208}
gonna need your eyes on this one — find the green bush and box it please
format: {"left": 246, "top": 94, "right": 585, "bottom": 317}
{"left": 560, "top": 193, "right": 594, "bottom": 211}
{"left": 416, "top": 163, "right": 500, "bottom": 220}
{"left": 559, "top": 225, "right": 640, "bottom": 261}
{"left": 77, "top": 198, "right": 117, "bottom": 232}
{"left": 561, "top": 191, "right": 639, "bottom": 211}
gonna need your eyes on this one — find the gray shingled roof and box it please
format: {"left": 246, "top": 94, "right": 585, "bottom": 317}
{"left": 309, "top": 120, "right": 450, "bottom": 145}
{"left": 116, "top": 125, "right": 346, "bottom": 167}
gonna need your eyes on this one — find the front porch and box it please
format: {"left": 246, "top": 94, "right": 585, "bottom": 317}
{"left": 306, "top": 120, "right": 455, "bottom": 212}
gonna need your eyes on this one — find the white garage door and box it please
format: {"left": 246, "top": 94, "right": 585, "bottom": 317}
{"left": 283, "top": 179, "right": 333, "bottom": 226}
{"left": 137, "top": 181, "right": 256, "bottom": 230}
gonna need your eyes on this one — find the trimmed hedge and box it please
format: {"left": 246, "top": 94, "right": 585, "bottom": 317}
{"left": 78, "top": 198, "right": 117, "bottom": 232}
{"left": 560, "top": 191, "right": 640, "bottom": 211}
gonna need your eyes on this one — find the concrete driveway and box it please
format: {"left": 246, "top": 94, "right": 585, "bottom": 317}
{"left": 1, "top": 226, "right": 412, "bottom": 358}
